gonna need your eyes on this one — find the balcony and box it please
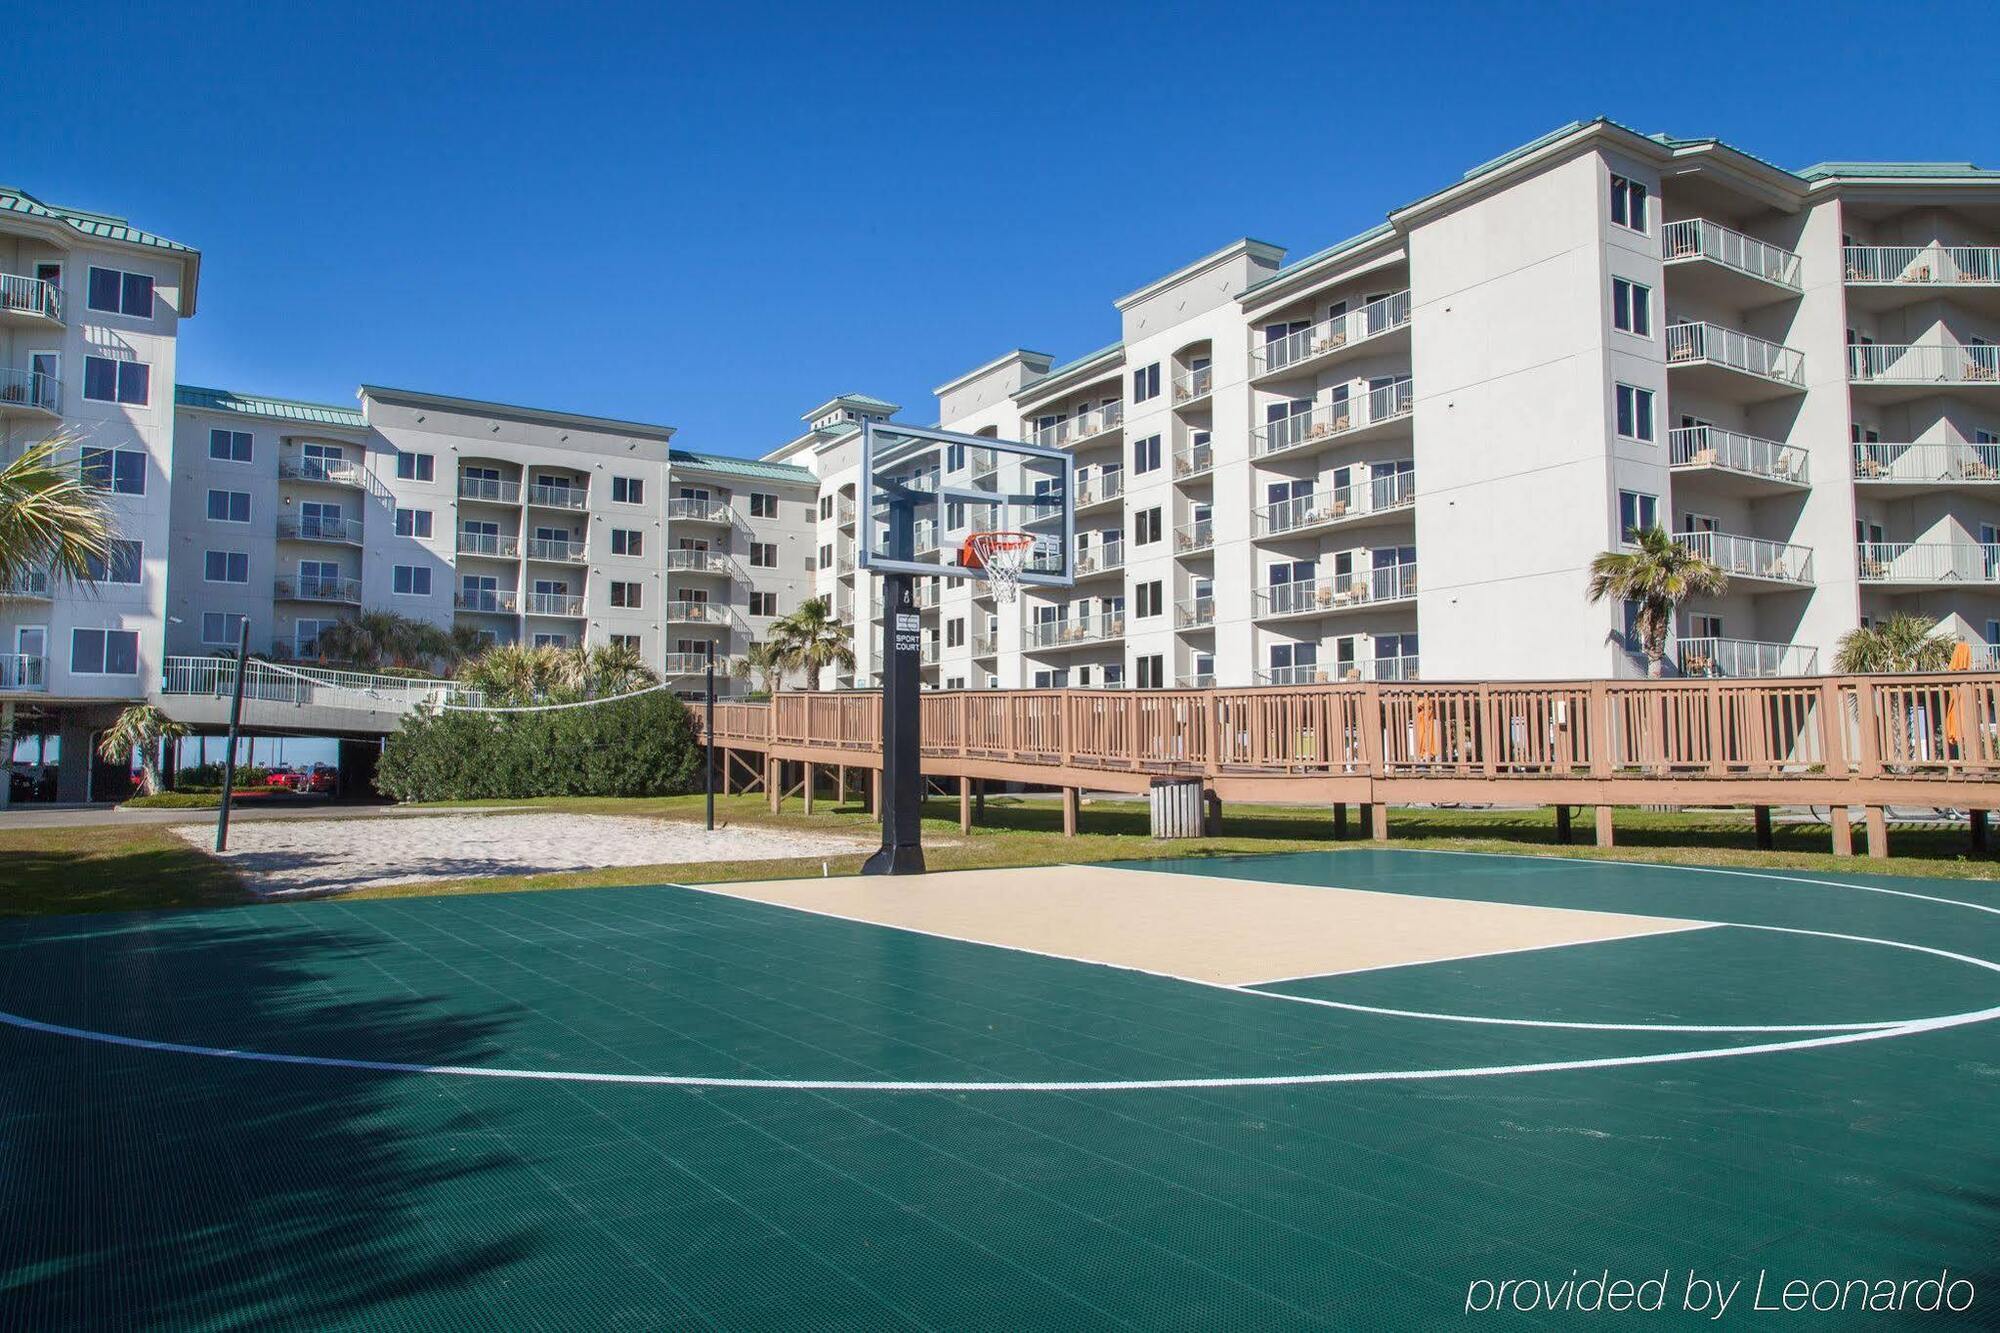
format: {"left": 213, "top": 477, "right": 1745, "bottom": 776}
{"left": 1853, "top": 441, "right": 2000, "bottom": 493}
{"left": 1252, "top": 377, "right": 1413, "bottom": 459}
{"left": 526, "top": 482, "right": 589, "bottom": 511}
{"left": 457, "top": 531, "right": 520, "bottom": 559}
{"left": 1073, "top": 541, "right": 1125, "bottom": 579}
{"left": 1176, "top": 596, "right": 1214, "bottom": 629}
{"left": 2, "top": 568, "right": 52, "bottom": 599}
{"left": 1176, "top": 517, "right": 1214, "bottom": 555}
{"left": 1857, "top": 541, "right": 2000, "bottom": 587}
{"left": 1674, "top": 637, "right": 1818, "bottom": 679}
{"left": 524, "top": 536, "right": 588, "bottom": 563}
{"left": 661, "top": 652, "right": 733, "bottom": 677}
{"left": 1664, "top": 322, "right": 1804, "bottom": 399}
{"left": 1029, "top": 400, "right": 1124, "bottom": 449}
{"left": 972, "top": 634, "right": 997, "bottom": 657}
{"left": 1848, "top": 342, "right": 2000, "bottom": 392}
{"left": 1256, "top": 564, "right": 1418, "bottom": 619}
{"left": 524, "top": 592, "right": 586, "bottom": 617}
{"left": 1252, "top": 290, "right": 1412, "bottom": 381}
{"left": 455, "top": 590, "right": 519, "bottom": 614}
{"left": 1660, "top": 219, "right": 1802, "bottom": 298}
{"left": 0, "top": 653, "right": 47, "bottom": 692}
{"left": 0, "top": 367, "right": 61, "bottom": 418}
{"left": 280, "top": 457, "right": 368, "bottom": 488}
{"left": 1171, "top": 364, "right": 1213, "bottom": 407}
{"left": 458, "top": 475, "right": 522, "bottom": 505}
{"left": 1257, "top": 470, "right": 1415, "bottom": 539}
{"left": 1666, "top": 426, "right": 1808, "bottom": 493}
{"left": 1174, "top": 439, "right": 1212, "bottom": 480}
{"left": 276, "top": 514, "right": 363, "bottom": 545}
{"left": 666, "top": 497, "right": 734, "bottom": 525}
{"left": 836, "top": 497, "right": 856, "bottom": 528}
{"left": 1258, "top": 656, "right": 1419, "bottom": 685}
{"left": 1844, "top": 245, "right": 2000, "bottom": 310}
{"left": 1076, "top": 470, "right": 1124, "bottom": 512}
{"left": 275, "top": 575, "right": 362, "bottom": 605}
{"left": 0, "top": 273, "right": 62, "bottom": 326}
{"left": 1673, "top": 531, "right": 1813, "bottom": 588}
{"left": 664, "top": 548, "right": 737, "bottom": 576}
{"left": 1026, "top": 612, "right": 1125, "bottom": 649}
{"left": 664, "top": 600, "right": 746, "bottom": 632}
{"left": 1175, "top": 672, "right": 1215, "bottom": 689}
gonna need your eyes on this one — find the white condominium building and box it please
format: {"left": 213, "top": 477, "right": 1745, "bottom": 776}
{"left": 770, "top": 119, "right": 2000, "bottom": 690}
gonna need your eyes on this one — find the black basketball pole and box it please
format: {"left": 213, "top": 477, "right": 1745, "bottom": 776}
{"left": 862, "top": 486, "right": 925, "bottom": 875}
{"left": 214, "top": 616, "right": 251, "bottom": 853}
{"left": 704, "top": 641, "right": 716, "bottom": 831}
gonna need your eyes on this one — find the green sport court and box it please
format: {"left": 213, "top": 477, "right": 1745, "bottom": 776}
{"left": 1, "top": 848, "right": 1995, "bottom": 1328}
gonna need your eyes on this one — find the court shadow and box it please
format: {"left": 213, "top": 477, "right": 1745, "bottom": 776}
{"left": 0, "top": 911, "right": 545, "bottom": 1327}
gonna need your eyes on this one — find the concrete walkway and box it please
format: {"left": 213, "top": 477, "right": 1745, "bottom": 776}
{"left": 0, "top": 803, "right": 524, "bottom": 830}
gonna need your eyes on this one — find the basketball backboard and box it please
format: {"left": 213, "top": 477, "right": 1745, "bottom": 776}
{"left": 858, "top": 421, "right": 1074, "bottom": 589}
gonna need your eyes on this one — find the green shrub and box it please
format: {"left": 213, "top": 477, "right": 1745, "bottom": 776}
{"left": 375, "top": 691, "right": 703, "bottom": 802}
{"left": 122, "top": 792, "right": 224, "bottom": 809}
{"left": 174, "top": 763, "right": 271, "bottom": 788}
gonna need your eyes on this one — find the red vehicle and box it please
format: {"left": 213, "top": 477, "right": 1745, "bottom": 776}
{"left": 302, "top": 764, "right": 339, "bottom": 795}
{"left": 263, "top": 766, "right": 297, "bottom": 790}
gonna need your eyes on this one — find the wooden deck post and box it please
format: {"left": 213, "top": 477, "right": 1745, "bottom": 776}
{"left": 1972, "top": 809, "right": 1989, "bottom": 855}
{"left": 1332, "top": 802, "right": 1347, "bottom": 840}
{"left": 837, "top": 765, "right": 847, "bottom": 804}
{"left": 870, "top": 767, "right": 882, "bottom": 822}
{"left": 1864, "top": 805, "right": 1889, "bottom": 858}
{"left": 1062, "top": 786, "right": 1080, "bottom": 837}
{"left": 767, "top": 758, "right": 780, "bottom": 814}
{"left": 1554, "top": 804, "right": 1572, "bottom": 844}
{"left": 1830, "top": 805, "right": 1854, "bottom": 856}
{"left": 959, "top": 776, "right": 972, "bottom": 834}
{"left": 803, "top": 763, "right": 815, "bottom": 815}
{"left": 720, "top": 751, "right": 732, "bottom": 796}
{"left": 1594, "top": 805, "right": 1615, "bottom": 848}
{"left": 1754, "top": 805, "right": 1773, "bottom": 850}
{"left": 1368, "top": 802, "right": 1389, "bottom": 841}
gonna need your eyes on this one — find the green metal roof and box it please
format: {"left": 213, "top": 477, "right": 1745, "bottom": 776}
{"left": 0, "top": 186, "right": 198, "bottom": 256}
{"left": 359, "top": 384, "right": 677, "bottom": 441}
{"left": 1238, "top": 222, "right": 1396, "bottom": 299}
{"left": 669, "top": 449, "right": 816, "bottom": 484}
{"left": 1798, "top": 161, "right": 1999, "bottom": 181}
{"left": 175, "top": 384, "right": 366, "bottom": 428}
{"left": 1036, "top": 342, "right": 1123, "bottom": 383}
{"left": 832, "top": 392, "right": 898, "bottom": 410}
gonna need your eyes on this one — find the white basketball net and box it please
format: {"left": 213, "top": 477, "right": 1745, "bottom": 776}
{"left": 968, "top": 532, "right": 1036, "bottom": 604}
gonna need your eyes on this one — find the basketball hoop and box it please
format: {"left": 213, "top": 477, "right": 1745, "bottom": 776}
{"left": 961, "top": 531, "right": 1037, "bottom": 604}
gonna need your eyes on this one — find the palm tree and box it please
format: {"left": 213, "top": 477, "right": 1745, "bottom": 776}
{"left": 733, "top": 640, "right": 787, "bottom": 696}
{"left": 585, "top": 641, "right": 659, "bottom": 696}
{"left": 1833, "top": 614, "right": 1956, "bottom": 674}
{"left": 1586, "top": 526, "right": 1729, "bottom": 677}
{"left": 97, "top": 704, "right": 190, "bottom": 797}
{"left": 768, "top": 596, "right": 854, "bottom": 690}
{"left": 456, "top": 642, "right": 557, "bottom": 705}
{"left": 310, "top": 609, "right": 448, "bottom": 671}
{"left": 0, "top": 434, "right": 114, "bottom": 591}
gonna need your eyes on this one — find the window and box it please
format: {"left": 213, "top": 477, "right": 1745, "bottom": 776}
{"left": 71, "top": 628, "right": 139, "bottom": 675}
{"left": 749, "top": 591, "right": 778, "bottom": 617}
{"left": 1134, "top": 507, "right": 1162, "bottom": 546}
{"left": 610, "top": 634, "right": 643, "bottom": 653}
{"left": 208, "top": 428, "right": 253, "bottom": 463}
{"left": 532, "top": 633, "right": 569, "bottom": 649}
{"left": 749, "top": 492, "right": 779, "bottom": 518}
{"left": 610, "top": 581, "right": 642, "bottom": 608}
{"left": 203, "top": 550, "right": 249, "bottom": 584}
{"left": 80, "top": 446, "right": 146, "bottom": 495}
{"left": 206, "top": 489, "right": 251, "bottom": 523}
{"left": 1618, "top": 490, "right": 1659, "bottom": 539}
{"left": 611, "top": 529, "right": 644, "bottom": 556}
{"left": 82, "top": 356, "right": 150, "bottom": 405}
{"left": 201, "top": 612, "right": 247, "bottom": 646}
{"left": 1132, "top": 364, "right": 1160, "bottom": 402}
{"left": 1610, "top": 174, "right": 1648, "bottom": 233}
{"left": 392, "top": 565, "right": 432, "bottom": 596}
{"left": 819, "top": 494, "right": 834, "bottom": 521}
{"left": 1136, "top": 655, "right": 1165, "bottom": 690}
{"left": 946, "top": 442, "right": 966, "bottom": 472}
{"left": 1614, "top": 384, "right": 1655, "bottom": 442}
{"left": 946, "top": 618, "right": 965, "bottom": 648}
{"left": 85, "top": 539, "right": 143, "bottom": 585}
{"left": 1611, "top": 278, "right": 1651, "bottom": 336}
{"left": 86, "top": 266, "right": 154, "bottom": 318}
{"left": 818, "top": 543, "right": 833, "bottom": 569}
{"left": 612, "top": 476, "right": 644, "bottom": 504}
{"left": 1132, "top": 434, "right": 1162, "bottom": 476}
{"left": 394, "top": 508, "right": 434, "bottom": 538}
{"left": 749, "top": 542, "right": 778, "bottom": 568}
{"left": 1136, "top": 581, "right": 1163, "bottom": 618}
{"left": 394, "top": 451, "right": 435, "bottom": 482}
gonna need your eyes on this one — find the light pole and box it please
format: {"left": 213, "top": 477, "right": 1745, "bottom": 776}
{"left": 215, "top": 617, "right": 251, "bottom": 852}
{"left": 704, "top": 641, "right": 716, "bottom": 831}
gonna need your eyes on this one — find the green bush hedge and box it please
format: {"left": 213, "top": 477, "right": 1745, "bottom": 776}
{"left": 174, "top": 763, "right": 272, "bottom": 788}
{"left": 375, "top": 691, "right": 704, "bottom": 802}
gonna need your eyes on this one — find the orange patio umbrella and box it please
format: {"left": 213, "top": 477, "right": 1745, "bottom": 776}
{"left": 1945, "top": 639, "right": 1974, "bottom": 748}
{"left": 1414, "top": 697, "right": 1439, "bottom": 762}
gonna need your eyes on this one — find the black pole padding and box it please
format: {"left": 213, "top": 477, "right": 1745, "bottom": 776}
{"left": 215, "top": 618, "right": 252, "bottom": 853}
{"left": 862, "top": 569, "right": 925, "bottom": 875}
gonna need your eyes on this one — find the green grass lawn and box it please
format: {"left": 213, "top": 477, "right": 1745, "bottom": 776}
{"left": 4, "top": 791, "right": 1996, "bottom": 921}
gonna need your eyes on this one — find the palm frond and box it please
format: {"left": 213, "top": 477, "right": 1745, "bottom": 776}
{"left": 0, "top": 435, "right": 115, "bottom": 589}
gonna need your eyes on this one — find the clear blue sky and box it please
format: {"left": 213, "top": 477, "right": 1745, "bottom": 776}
{"left": 9, "top": 0, "right": 1992, "bottom": 457}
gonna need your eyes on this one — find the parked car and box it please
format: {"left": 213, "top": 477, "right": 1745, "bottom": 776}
{"left": 263, "top": 767, "right": 298, "bottom": 789}
{"left": 302, "top": 764, "right": 339, "bottom": 795}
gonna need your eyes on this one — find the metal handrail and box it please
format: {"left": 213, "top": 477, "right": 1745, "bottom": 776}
{"left": 280, "top": 457, "right": 368, "bottom": 486}
{"left": 1176, "top": 518, "right": 1214, "bottom": 553}
{"left": 459, "top": 476, "right": 523, "bottom": 503}
{"left": 1665, "top": 322, "right": 1805, "bottom": 385}
{"left": 1256, "top": 290, "right": 1412, "bottom": 375}
{"left": 457, "top": 531, "right": 521, "bottom": 557}
{"left": 0, "top": 273, "right": 61, "bottom": 322}
{"left": 1853, "top": 441, "right": 2000, "bottom": 484}
{"left": 1026, "top": 613, "right": 1126, "bottom": 648}
{"left": 1673, "top": 530, "right": 1813, "bottom": 583}
{"left": 523, "top": 592, "right": 586, "bottom": 616}
{"left": 0, "top": 653, "right": 47, "bottom": 691}
{"left": 1257, "top": 470, "right": 1415, "bottom": 536}
{"left": 1258, "top": 564, "right": 1417, "bottom": 615}
{"left": 524, "top": 537, "right": 588, "bottom": 562}
{"left": 1673, "top": 637, "right": 1817, "bottom": 679}
{"left": 1171, "top": 364, "right": 1213, "bottom": 403}
{"left": 1667, "top": 426, "right": 1808, "bottom": 485}
{"left": 274, "top": 575, "right": 362, "bottom": 603}
{"left": 1662, "top": 219, "right": 1802, "bottom": 289}
{"left": 158, "top": 656, "right": 482, "bottom": 710}
{"left": 1176, "top": 597, "right": 1214, "bottom": 628}
{"left": 277, "top": 515, "right": 362, "bottom": 543}
{"left": 526, "top": 482, "right": 589, "bottom": 510}
{"left": 1174, "top": 439, "right": 1213, "bottom": 478}
{"left": 1253, "top": 377, "right": 1413, "bottom": 457}
{"left": 1844, "top": 244, "right": 2000, "bottom": 287}
{"left": 1848, "top": 342, "right": 2000, "bottom": 384}
{"left": 1856, "top": 541, "right": 2000, "bottom": 584}
{"left": 0, "top": 367, "right": 61, "bottom": 414}
{"left": 1029, "top": 401, "right": 1125, "bottom": 449}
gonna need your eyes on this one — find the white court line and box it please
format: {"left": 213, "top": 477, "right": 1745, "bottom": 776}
{"left": 1235, "top": 923, "right": 1717, "bottom": 989}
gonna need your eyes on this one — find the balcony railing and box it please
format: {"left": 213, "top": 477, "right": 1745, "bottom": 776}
{"left": 1027, "top": 612, "right": 1126, "bottom": 648}
{"left": 456, "top": 590, "right": 518, "bottom": 613}
{"left": 1255, "top": 290, "right": 1412, "bottom": 376}
{"left": 661, "top": 652, "right": 734, "bottom": 677}
{"left": 1029, "top": 400, "right": 1124, "bottom": 449}
{"left": 526, "top": 482, "right": 589, "bottom": 510}
{"left": 524, "top": 536, "right": 588, "bottom": 563}
{"left": 1257, "top": 563, "right": 1418, "bottom": 616}
{"left": 524, "top": 592, "right": 586, "bottom": 616}
{"left": 836, "top": 497, "right": 856, "bottom": 526}
{"left": 457, "top": 531, "right": 520, "bottom": 558}
{"left": 1176, "top": 517, "right": 1214, "bottom": 553}
{"left": 1661, "top": 219, "right": 1802, "bottom": 290}
{"left": 1667, "top": 426, "right": 1808, "bottom": 486}
{"left": 0, "top": 273, "right": 61, "bottom": 323}
{"left": 664, "top": 548, "right": 736, "bottom": 575}
{"left": 1253, "top": 377, "right": 1413, "bottom": 457}
{"left": 458, "top": 475, "right": 522, "bottom": 504}
{"left": 666, "top": 497, "right": 734, "bottom": 524}
{"left": 1174, "top": 439, "right": 1212, "bottom": 479}
{"left": 1844, "top": 244, "right": 2000, "bottom": 287}
{"left": 972, "top": 634, "right": 996, "bottom": 657}
{"left": 1171, "top": 364, "right": 1213, "bottom": 404}
{"left": 1257, "top": 469, "right": 1415, "bottom": 537}
{"left": 1853, "top": 441, "right": 2000, "bottom": 484}
{"left": 1077, "top": 470, "right": 1124, "bottom": 509}
{"left": 1176, "top": 597, "right": 1214, "bottom": 629}
{"left": 1665, "top": 322, "right": 1804, "bottom": 387}
{"left": 1674, "top": 637, "right": 1818, "bottom": 679}
{"left": 1857, "top": 542, "right": 2000, "bottom": 584}
{"left": 276, "top": 514, "right": 362, "bottom": 543}
{"left": 280, "top": 457, "right": 367, "bottom": 487}
{"left": 275, "top": 575, "right": 362, "bottom": 604}
{"left": 2, "top": 568, "right": 52, "bottom": 598}
{"left": 1848, "top": 342, "right": 2000, "bottom": 384}
{"left": 1259, "top": 656, "right": 1420, "bottom": 685}
{"left": 665, "top": 600, "right": 745, "bottom": 630}
{"left": 0, "top": 654, "right": 47, "bottom": 691}
{"left": 0, "top": 368, "right": 61, "bottom": 415}
{"left": 1673, "top": 530, "right": 1813, "bottom": 584}
{"left": 1175, "top": 672, "right": 1216, "bottom": 689}
{"left": 1074, "top": 541, "right": 1125, "bottom": 576}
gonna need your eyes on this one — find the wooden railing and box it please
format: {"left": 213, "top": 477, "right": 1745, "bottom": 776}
{"left": 699, "top": 675, "right": 2000, "bottom": 784}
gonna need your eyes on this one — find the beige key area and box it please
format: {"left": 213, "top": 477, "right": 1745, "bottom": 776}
{"left": 696, "top": 864, "right": 1712, "bottom": 986}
